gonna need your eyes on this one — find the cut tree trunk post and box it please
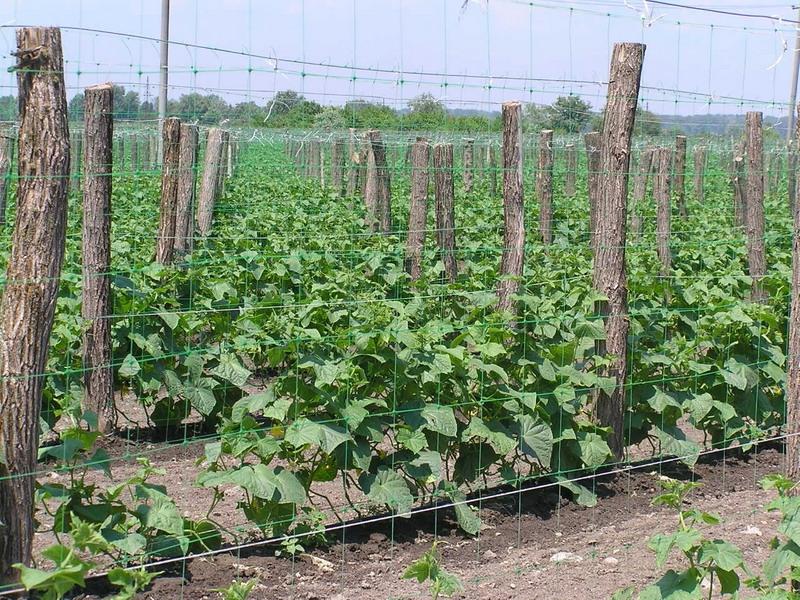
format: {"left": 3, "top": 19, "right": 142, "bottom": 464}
{"left": 309, "top": 139, "right": 321, "bottom": 182}
{"left": 433, "top": 143, "right": 458, "bottom": 283}
{"left": 693, "top": 144, "right": 706, "bottom": 204}
{"left": 331, "top": 137, "right": 345, "bottom": 194}
{"left": 174, "top": 123, "right": 198, "bottom": 257}
{"left": 790, "top": 140, "right": 797, "bottom": 215}
{"left": 653, "top": 147, "right": 672, "bottom": 282}
{"left": 565, "top": 143, "right": 577, "bottom": 197}
{"left": 746, "top": 112, "right": 768, "bottom": 302}
{"left": 404, "top": 138, "right": 430, "bottom": 281}
{"left": 81, "top": 83, "right": 115, "bottom": 434}
{"left": 142, "top": 135, "right": 150, "bottom": 171}
{"left": 0, "top": 136, "right": 12, "bottom": 227}
{"left": 227, "top": 136, "right": 233, "bottom": 178}
{"left": 674, "top": 135, "right": 687, "bottom": 219}
{"left": 593, "top": 42, "right": 645, "bottom": 460}
{"left": 215, "top": 130, "right": 229, "bottom": 198}
{"left": 365, "top": 130, "right": 392, "bottom": 233}
{"left": 630, "top": 147, "right": 653, "bottom": 240}
{"left": 584, "top": 131, "right": 602, "bottom": 252}
{"left": 155, "top": 117, "right": 181, "bottom": 264}
{"left": 786, "top": 103, "right": 800, "bottom": 490}
{"left": 463, "top": 138, "right": 474, "bottom": 193}
{"left": 196, "top": 127, "right": 223, "bottom": 236}
{"left": 0, "top": 26, "right": 70, "bottom": 581}
{"left": 346, "top": 128, "right": 359, "bottom": 196}
{"left": 488, "top": 143, "right": 497, "bottom": 198}
{"left": 733, "top": 154, "right": 746, "bottom": 228}
{"left": 537, "top": 130, "right": 554, "bottom": 245}
{"left": 496, "top": 101, "right": 525, "bottom": 313}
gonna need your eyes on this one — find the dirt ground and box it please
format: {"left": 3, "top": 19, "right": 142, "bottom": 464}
{"left": 61, "top": 442, "right": 787, "bottom": 600}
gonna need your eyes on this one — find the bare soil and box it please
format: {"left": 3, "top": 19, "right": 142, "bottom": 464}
{"left": 65, "top": 443, "right": 786, "bottom": 600}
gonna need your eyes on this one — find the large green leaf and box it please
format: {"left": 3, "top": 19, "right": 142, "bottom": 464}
{"left": 358, "top": 468, "right": 413, "bottom": 514}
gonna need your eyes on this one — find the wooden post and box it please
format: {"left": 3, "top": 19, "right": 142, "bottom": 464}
{"left": 0, "top": 27, "right": 70, "bottom": 580}
{"left": 216, "top": 130, "right": 229, "bottom": 198}
{"left": 81, "top": 83, "right": 115, "bottom": 434}
{"left": 584, "top": 131, "right": 602, "bottom": 252}
{"left": 653, "top": 147, "right": 672, "bottom": 281}
{"left": 463, "top": 138, "right": 474, "bottom": 193}
{"left": 433, "top": 143, "right": 458, "bottom": 282}
{"left": 404, "top": 138, "right": 430, "bottom": 281}
{"left": 693, "top": 144, "right": 706, "bottom": 204}
{"left": 174, "top": 123, "right": 198, "bottom": 257}
{"left": 745, "top": 112, "right": 768, "bottom": 302}
{"left": 142, "top": 135, "right": 150, "bottom": 171}
{"left": 365, "top": 130, "right": 392, "bottom": 233}
{"left": 346, "top": 128, "right": 359, "bottom": 196}
{"left": 786, "top": 103, "right": 800, "bottom": 490}
{"left": 497, "top": 101, "right": 525, "bottom": 313}
{"left": 309, "top": 139, "right": 321, "bottom": 182}
{"left": 790, "top": 140, "right": 797, "bottom": 214}
{"left": 564, "top": 143, "right": 577, "bottom": 197}
{"left": 0, "top": 136, "right": 12, "bottom": 227}
{"left": 130, "top": 133, "right": 138, "bottom": 174}
{"left": 155, "top": 117, "right": 181, "bottom": 264}
{"left": 331, "top": 137, "right": 345, "bottom": 194}
{"left": 488, "top": 143, "right": 497, "bottom": 198}
{"left": 593, "top": 42, "right": 645, "bottom": 460}
{"left": 674, "top": 135, "right": 687, "bottom": 219}
{"left": 537, "top": 130, "right": 554, "bottom": 245}
{"left": 197, "top": 127, "right": 223, "bottom": 236}
{"left": 630, "top": 147, "right": 653, "bottom": 240}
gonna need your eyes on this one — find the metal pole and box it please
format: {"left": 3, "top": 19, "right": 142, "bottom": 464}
{"left": 158, "top": 0, "right": 170, "bottom": 164}
{"left": 787, "top": 6, "right": 800, "bottom": 142}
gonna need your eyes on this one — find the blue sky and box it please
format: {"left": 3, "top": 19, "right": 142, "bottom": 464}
{"left": 0, "top": 0, "right": 797, "bottom": 119}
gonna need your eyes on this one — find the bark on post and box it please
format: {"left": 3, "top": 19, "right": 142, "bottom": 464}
{"left": 0, "top": 27, "right": 70, "bottom": 580}
{"left": 346, "top": 128, "right": 360, "bottom": 196}
{"left": 174, "top": 123, "right": 198, "bottom": 256}
{"left": 197, "top": 127, "right": 223, "bottom": 236}
{"left": 630, "top": 147, "right": 653, "bottom": 240}
{"left": 653, "top": 147, "right": 672, "bottom": 281}
{"left": 142, "top": 135, "right": 150, "bottom": 171}
{"left": 216, "top": 130, "right": 229, "bottom": 198}
{"left": 404, "top": 138, "right": 430, "bottom": 281}
{"left": 592, "top": 42, "right": 645, "bottom": 460}
{"left": 365, "top": 130, "right": 392, "bottom": 233}
{"left": 433, "top": 143, "right": 458, "bottom": 282}
{"left": 745, "top": 112, "right": 768, "bottom": 302}
{"left": 537, "top": 130, "right": 554, "bottom": 245}
{"left": 584, "top": 131, "right": 602, "bottom": 252}
{"left": 488, "top": 143, "right": 497, "bottom": 198}
{"left": 130, "top": 133, "right": 138, "bottom": 174}
{"left": 564, "top": 143, "right": 577, "bottom": 197}
{"left": 496, "top": 101, "right": 525, "bottom": 313}
{"left": 463, "top": 138, "right": 474, "bottom": 193}
{"left": 0, "top": 136, "right": 12, "bottom": 227}
{"left": 81, "top": 84, "right": 115, "bottom": 434}
{"left": 790, "top": 140, "right": 797, "bottom": 214}
{"left": 786, "top": 104, "right": 800, "bottom": 490}
{"left": 155, "top": 117, "right": 181, "bottom": 264}
{"left": 309, "top": 139, "right": 321, "bottom": 183}
{"left": 331, "top": 137, "right": 345, "bottom": 194}
{"left": 674, "top": 135, "right": 687, "bottom": 219}
{"left": 693, "top": 145, "right": 706, "bottom": 204}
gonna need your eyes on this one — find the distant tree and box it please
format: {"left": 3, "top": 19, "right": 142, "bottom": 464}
{"left": 171, "top": 93, "right": 230, "bottom": 124}
{"left": 591, "top": 104, "right": 662, "bottom": 137}
{"left": 523, "top": 103, "right": 548, "bottom": 133}
{"left": 404, "top": 93, "right": 446, "bottom": 130}
{"left": 314, "top": 105, "right": 346, "bottom": 130}
{"left": 545, "top": 95, "right": 591, "bottom": 133}
{"left": 68, "top": 93, "right": 84, "bottom": 121}
{"left": 343, "top": 100, "right": 398, "bottom": 129}
{"left": 230, "top": 101, "right": 264, "bottom": 125}
{"left": 268, "top": 90, "right": 304, "bottom": 116}
{"left": 112, "top": 85, "right": 141, "bottom": 119}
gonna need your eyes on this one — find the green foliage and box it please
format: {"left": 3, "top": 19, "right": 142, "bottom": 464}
{"left": 545, "top": 95, "right": 592, "bottom": 133}
{"left": 402, "top": 542, "right": 462, "bottom": 599}
{"left": 214, "top": 578, "right": 259, "bottom": 600}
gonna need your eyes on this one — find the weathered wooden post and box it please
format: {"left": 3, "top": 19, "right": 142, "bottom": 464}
{"left": 142, "top": 134, "right": 151, "bottom": 171}
{"left": 331, "top": 137, "right": 345, "bottom": 194}
{"left": 433, "top": 143, "right": 458, "bottom": 282}
{"left": 0, "top": 27, "right": 70, "bottom": 580}
{"left": 630, "top": 147, "right": 653, "bottom": 239}
{"left": 174, "top": 123, "right": 198, "bottom": 256}
{"left": 82, "top": 83, "right": 115, "bottom": 434}
{"left": 365, "top": 130, "right": 392, "bottom": 233}
{"left": 693, "top": 144, "right": 706, "bottom": 204}
{"left": 564, "top": 143, "right": 577, "bottom": 197}
{"left": 653, "top": 147, "right": 672, "bottom": 281}
{"left": 584, "top": 131, "right": 602, "bottom": 251}
{"left": 537, "top": 130, "right": 554, "bottom": 245}
{"left": 155, "top": 117, "right": 181, "bottom": 264}
{"left": 790, "top": 140, "right": 797, "bottom": 214}
{"left": 197, "top": 127, "right": 223, "bottom": 236}
{"left": 745, "top": 112, "right": 767, "bottom": 302}
{"left": 309, "top": 139, "right": 321, "bottom": 182}
{"left": 404, "top": 138, "right": 430, "bottom": 281}
{"left": 674, "top": 135, "right": 687, "bottom": 219}
{"left": 497, "top": 101, "right": 525, "bottom": 313}
{"left": 130, "top": 133, "right": 138, "bottom": 175}
{"left": 593, "top": 42, "right": 645, "bottom": 460}
{"left": 786, "top": 103, "right": 800, "bottom": 489}
{"left": 463, "top": 138, "right": 474, "bottom": 193}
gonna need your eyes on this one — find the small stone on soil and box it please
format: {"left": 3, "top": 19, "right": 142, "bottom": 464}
{"left": 483, "top": 550, "right": 498, "bottom": 559}
{"left": 603, "top": 557, "right": 619, "bottom": 566}
{"left": 742, "top": 525, "right": 762, "bottom": 536}
{"left": 550, "top": 551, "right": 583, "bottom": 563}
